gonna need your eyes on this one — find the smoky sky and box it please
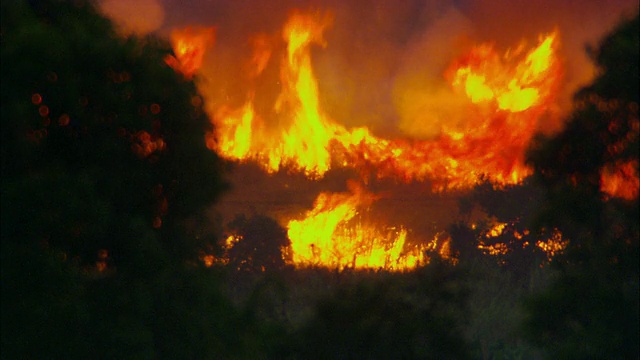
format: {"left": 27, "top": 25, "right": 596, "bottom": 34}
{"left": 101, "top": 0, "right": 638, "bottom": 138}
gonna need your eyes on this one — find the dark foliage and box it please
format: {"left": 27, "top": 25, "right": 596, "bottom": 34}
{"left": 523, "top": 14, "right": 639, "bottom": 359}
{"left": 0, "top": 1, "right": 248, "bottom": 358}
{"left": 292, "top": 262, "right": 471, "bottom": 360}
{"left": 226, "top": 213, "right": 291, "bottom": 272}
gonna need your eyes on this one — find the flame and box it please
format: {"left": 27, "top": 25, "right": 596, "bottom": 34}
{"left": 169, "top": 11, "right": 565, "bottom": 270}
{"left": 450, "top": 33, "right": 556, "bottom": 113}
{"left": 209, "top": 102, "right": 255, "bottom": 160}
{"left": 165, "top": 26, "right": 216, "bottom": 78}
{"left": 200, "top": 12, "right": 561, "bottom": 190}
{"left": 286, "top": 182, "right": 426, "bottom": 270}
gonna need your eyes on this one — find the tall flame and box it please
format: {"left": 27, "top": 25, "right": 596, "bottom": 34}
{"left": 170, "top": 11, "right": 564, "bottom": 271}
{"left": 201, "top": 12, "right": 561, "bottom": 190}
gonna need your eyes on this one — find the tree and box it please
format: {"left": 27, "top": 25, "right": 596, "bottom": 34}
{"left": 225, "top": 213, "right": 291, "bottom": 273}
{"left": 0, "top": 0, "right": 236, "bottom": 357}
{"left": 523, "top": 14, "right": 639, "bottom": 359}
{"left": 450, "top": 178, "right": 550, "bottom": 281}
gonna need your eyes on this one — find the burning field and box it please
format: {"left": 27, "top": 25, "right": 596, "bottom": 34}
{"left": 103, "top": 0, "right": 638, "bottom": 271}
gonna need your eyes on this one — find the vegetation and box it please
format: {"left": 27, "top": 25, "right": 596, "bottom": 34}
{"left": 523, "top": 14, "right": 639, "bottom": 359}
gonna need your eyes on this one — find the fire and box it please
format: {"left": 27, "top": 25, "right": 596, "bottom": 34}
{"left": 286, "top": 182, "right": 426, "bottom": 270}
{"left": 198, "top": 11, "right": 561, "bottom": 189}
{"left": 168, "top": 11, "right": 564, "bottom": 271}
{"left": 275, "top": 11, "right": 337, "bottom": 176}
{"left": 450, "top": 33, "right": 557, "bottom": 113}
{"left": 165, "top": 26, "right": 216, "bottom": 78}
{"left": 212, "top": 102, "right": 255, "bottom": 160}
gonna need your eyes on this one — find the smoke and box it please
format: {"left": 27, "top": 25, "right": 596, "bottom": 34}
{"left": 155, "top": 0, "right": 636, "bottom": 139}
{"left": 99, "top": 0, "right": 165, "bottom": 35}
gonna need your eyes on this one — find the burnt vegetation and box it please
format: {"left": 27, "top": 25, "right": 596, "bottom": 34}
{"left": 1, "top": 1, "right": 638, "bottom": 359}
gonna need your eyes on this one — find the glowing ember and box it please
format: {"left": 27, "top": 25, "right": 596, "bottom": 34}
{"left": 601, "top": 160, "right": 640, "bottom": 200}
{"left": 286, "top": 182, "right": 426, "bottom": 270}
{"left": 479, "top": 220, "right": 567, "bottom": 260}
{"left": 536, "top": 229, "right": 567, "bottom": 260}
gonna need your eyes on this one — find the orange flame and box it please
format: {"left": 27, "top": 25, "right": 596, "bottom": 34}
{"left": 286, "top": 182, "right": 426, "bottom": 270}
{"left": 200, "top": 12, "right": 561, "bottom": 190}
{"left": 165, "top": 26, "right": 216, "bottom": 78}
{"left": 168, "top": 11, "right": 564, "bottom": 271}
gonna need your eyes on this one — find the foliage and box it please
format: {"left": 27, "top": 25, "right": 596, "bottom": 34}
{"left": 523, "top": 14, "right": 639, "bottom": 359}
{"left": 292, "top": 262, "right": 471, "bottom": 360}
{"left": 452, "top": 178, "right": 550, "bottom": 280}
{"left": 0, "top": 0, "right": 241, "bottom": 357}
{"left": 226, "top": 213, "right": 291, "bottom": 272}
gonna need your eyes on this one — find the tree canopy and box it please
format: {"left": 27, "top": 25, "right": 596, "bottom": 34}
{"left": 0, "top": 1, "right": 236, "bottom": 357}
{"left": 524, "top": 14, "right": 639, "bottom": 359}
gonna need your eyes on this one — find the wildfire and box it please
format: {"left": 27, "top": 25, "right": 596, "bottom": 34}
{"left": 165, "top": 26, "right": 216, "bottom": 79}
{"left": 168, "top": 11, "right": 564, "bottom": 271}
{"left": 197, "top": 11, "right": 561, "bottom": 190}
{"left": 286, "top": 182, "right": 426, "bottom": 270}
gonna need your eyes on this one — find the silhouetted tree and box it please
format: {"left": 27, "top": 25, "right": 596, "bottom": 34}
{"left": 455, "top": 178, "right": 549, "bottom": 278}
{"left": 523, "top": 14, "right": 639, "bottom": 359}
{"left": 0, "top": 1, "right": 250, "bottom": 358}
{"left": 226, "top": 213, "right": 291, "bottom": 272}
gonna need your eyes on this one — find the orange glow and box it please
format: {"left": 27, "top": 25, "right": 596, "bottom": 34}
{"left": 601, "top": 160, "right": 639, "bottom": 200}
{"left": 286, "top": 182, "right": 426, "bottom": 270}
{"left": 437, "top": 236, "right": 457, "bottom": 265}
{"left": 165, "top": 26, "right": 216, "bottom": 78}
{"left": 96, "top": 249, "right": 109, "bottom": 272}
{"left": 131, "top": 130, "right": 165, "bottom": 158}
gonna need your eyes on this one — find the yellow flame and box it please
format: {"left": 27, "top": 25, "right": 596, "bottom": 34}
{"left": 286, "top": 184, "right": 425, "bottom": 270}
{"left": 165, "top": 26, "right": 215, "bottom": 78}
{"left": 209, "top": 102, "right": 254, "bottom": 160}
{"left": 451, "top": 33, "right": 557, "bottom": 113}
{"left": 199, "top": 11, "right": 561, "bottom": 190}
